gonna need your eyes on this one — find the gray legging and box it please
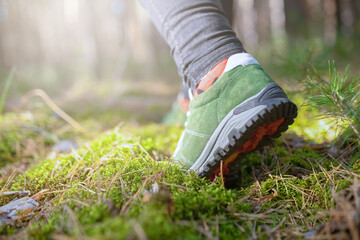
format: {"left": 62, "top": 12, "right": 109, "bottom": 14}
{"left": 138, "top": 0, "right": 245, "bottom": 91}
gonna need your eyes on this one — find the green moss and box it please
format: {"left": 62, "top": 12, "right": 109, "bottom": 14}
{"left": 135, "top": 123, "right": 183, "bottom": 155}
{"left": 0, "top": 113, "right": 49, "bottom": 167}
{"left": 171, "top": 181, "right": 238, "bottom": 219}
{"left": 0, "top": 121, "right": 356, "bottom": 239}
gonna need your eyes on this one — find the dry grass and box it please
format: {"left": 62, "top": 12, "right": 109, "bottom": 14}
{"left": 0, "top": 110, "right": 359, "bottom": 239}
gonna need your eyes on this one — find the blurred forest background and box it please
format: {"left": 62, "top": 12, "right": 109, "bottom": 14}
{"left": 1, "top": 1, "right": 360, "bottom": 238}
{"left": 0, "top": 0, "right": 359, "bottom": 122}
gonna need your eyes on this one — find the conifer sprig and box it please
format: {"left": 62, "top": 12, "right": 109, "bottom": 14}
{"left": 306, "top": 61, "right": 360, "bottom": 143}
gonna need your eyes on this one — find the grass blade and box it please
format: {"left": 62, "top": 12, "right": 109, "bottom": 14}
{"left": 0, "top": 67, "right": 16, "bottom": 115}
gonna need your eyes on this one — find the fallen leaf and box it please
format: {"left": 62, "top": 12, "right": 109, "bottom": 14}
{"left": 31, "top": 189, "right": 49, "bottom": 202}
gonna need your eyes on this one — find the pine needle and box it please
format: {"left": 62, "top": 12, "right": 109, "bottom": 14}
{"left": 306, "top": 61, "right": 360, "bottom": 144}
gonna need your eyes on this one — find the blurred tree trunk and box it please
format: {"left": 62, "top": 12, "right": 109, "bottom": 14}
{"left": 126, "top": 0, "right": 155, "bottom": 68}
{"left": 351, "top": 0, "right": 360, "bottom": 27}
{"left": 353, "top": 0, "right": 360, "bottom": 25}
{"left": 0, "top": 0, "right": 359, "bottom": 83}
{"left": 323, "top": 0, "right": 338, "bottom": 45}
{"left": 221, "top": 0, "right": 233, "bottom": 25}
{"left": 88, "top": 0, "right": 104, "bottom": 79}
{"left": 338, "top": 0, "right": 354, "bottom": 37}
{"left": 256, "top": 0, "right": 271, "bottom": 44}
{"left": 269, "top": 0, "right": 286, "bottom": 48}
{"left": 233, "top": 0, "right": 258, "bottom": 50}
{"left": 301, "top": 0, "right": 322, "bottom": 38}
{"left": 269, "top": 0, "right": 285, "bottom": 38}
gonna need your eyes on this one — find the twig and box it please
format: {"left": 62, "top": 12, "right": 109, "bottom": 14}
{"left": 159, "top": 181, "right": 191, "bottom": 190}
{"left": 19, "top": 89, "right": 92, "bottom": 138}
{"left": 220, "top": 160, "right": 225, "bottom": 187}
{"left": 131, "top": 221, "right": 148, "bottom": 240}
{"left": 0, "top": 154, "right": 16, "bottom": 162}
{"left": 97, "top": 168, "right": 102, "bottom": 204}
{"left": 1, "top": 190, "right": 31, "bottom": 196}
{"left": 107, "top": 157, "right": 133, "bottom": 192}
{"left": 270, "top": 217, "right": 286, "bottom": 233}
{"left": 120, "top": 176, "right": 153, "bottom": 214}
{"left": 62, "top": 198, "right": 90, "bottom": 207}
{"left": 62, "top": 204, "right": 85, "bottom": 238}
{"left": 136, "top": 142, "right": 155, "bottom": 162}
{"left": 0, "top": 170, "right": 18, "bottom": 196}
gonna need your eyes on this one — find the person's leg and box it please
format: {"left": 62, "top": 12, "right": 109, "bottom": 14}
{"left": 139, "top": 0, "right": 298, "bottom": 179}
{"left": 170, "top": 0, "right": 235, "bottom": 116}
{"left": 138, "top": 0, "right": 244, "bottom": 91}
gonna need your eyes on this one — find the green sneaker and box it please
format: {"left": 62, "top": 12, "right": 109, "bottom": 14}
{"left": 162, "top": 100, "right": 186, "bottom": 125}
{"left": 173, "top": 53, "right": 297, "bottom": 178}
{"left": 162, "top": 86, "right": 189, "bottom": 125}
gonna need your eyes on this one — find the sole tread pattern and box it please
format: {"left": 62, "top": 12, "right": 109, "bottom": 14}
{"left": 198, "top": 99, "right": 297, "bottom": 178}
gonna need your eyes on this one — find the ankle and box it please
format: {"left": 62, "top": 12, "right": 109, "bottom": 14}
{"left": 194, "top": 53, "right": 259, "bottom": 98}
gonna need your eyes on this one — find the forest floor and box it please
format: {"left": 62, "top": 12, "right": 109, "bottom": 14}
{"left": 0, "top": 76, "right": 359, "bottom": 239}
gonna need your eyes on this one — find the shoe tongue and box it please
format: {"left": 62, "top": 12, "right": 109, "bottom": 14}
{"left": 223, "top": 53, "right": 259, "bottom": 73}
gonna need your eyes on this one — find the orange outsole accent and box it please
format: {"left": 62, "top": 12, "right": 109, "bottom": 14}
{"left": 210, "top": 118, "right": 285, "bottom": 180}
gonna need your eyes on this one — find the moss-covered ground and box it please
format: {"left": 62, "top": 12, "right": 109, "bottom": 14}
{"left": 0, "top": 102, "right": 359, "bottom": 239}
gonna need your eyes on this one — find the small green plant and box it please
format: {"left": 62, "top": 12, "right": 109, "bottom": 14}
{"left": 306, "top": 61, "right": 360, "bottom": 146}
{"left": 0, "top": 67, "right": 16, "bottom": 115}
